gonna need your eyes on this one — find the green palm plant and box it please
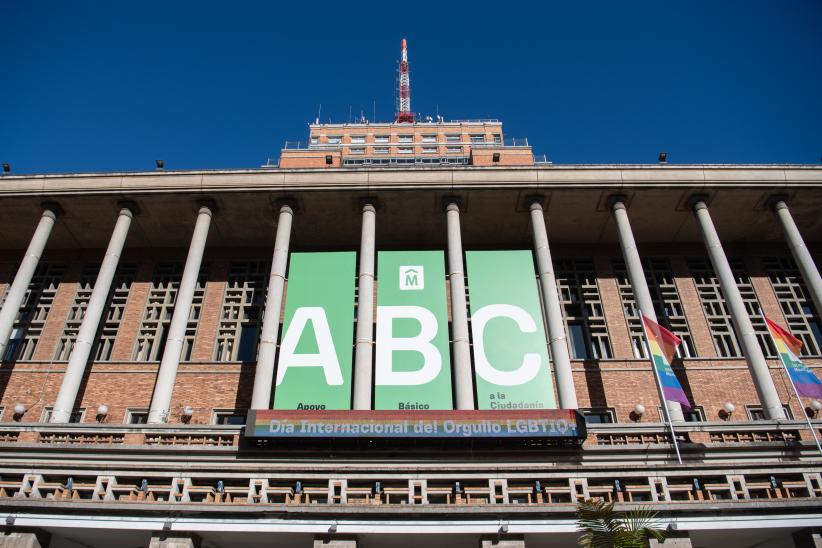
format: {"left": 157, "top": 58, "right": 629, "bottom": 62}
{"left": 576, "top": 498, "right": 667, "bottom": 547}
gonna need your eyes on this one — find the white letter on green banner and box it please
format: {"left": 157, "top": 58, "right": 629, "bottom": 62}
{"left": 466, "top": 250, "right": 557, "bottom": 410}
{"left": 374, "top": 251, "right": 452, "bottom": 410}
{"left": 273, "top": 252, "right": 356, "bottom": 410}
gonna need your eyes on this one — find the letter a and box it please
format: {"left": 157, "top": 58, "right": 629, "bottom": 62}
{"left": 276, "top": 307, "right": 343, "bottom": 385}
{"left": 375, "top": 305, "right": 441, "bottom": 385}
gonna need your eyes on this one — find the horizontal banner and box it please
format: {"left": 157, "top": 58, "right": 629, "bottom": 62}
{"left": 246, "top": 410, "right": 584, "bottom": 439}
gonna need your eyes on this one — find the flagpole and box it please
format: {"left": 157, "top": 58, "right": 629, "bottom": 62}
{"left": 760, "top": 311, "right": 822, "bottom": 455}
{"left": 640, "top": 314, "right": 683, "bottom": 465}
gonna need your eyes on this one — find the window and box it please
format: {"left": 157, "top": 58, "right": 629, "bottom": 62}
{"left": 212, "top": 409, "right": 247, "bottom": 425}
{"left": 374, "top": 135, "right": 389, "bottom": 143}
{"left": 580, "top": 408, "right": 616, "bottom": 424}
{"left": 398, "top": 134, "right": 413, "bottom": 143}
{"left": 350, "top": 135, "right": 365, "bottom": 144}
{"left": 2, "top": 264, "right": 64, "bottom": 362}
{"left": 746, "top": 405, "right": 792, "bottom": 421}
{"left": 215, "top": 262, "right": 269, "bottom": 362}
{"left": 422, "top": 146, "right": 437, "bottom": 154}
{"left": 133, "top": 263, "right": 208, "bottom": 362}
{"left": 421, "top": 134, "right": 436, "bottom": 143}
{"left": 658, "top": 405, "right": 705, "bottom": 422}
{"left": 126, "top": 408, "right": 149, "bottom": 424}
{"left": 349, "top": 147, "right": 365, "bottom": 155}
{"left": 445, "top": 134, "right": 460, "bottom": 143}
{"left": 54, "top": 264, "right": 136, "bottom": 362}
{"left": 374, "top": 147, "right": 389, "bottom": 154}
{"left": 688, "top": 258, "right": 775, "bottom": 358}
{"left": 94, "top": 266, "right": 136, "bottom": 361}
{"left": 469, "top": 133, "right": 485, "bottom": 143}
{"left": 764, "top": 257, "right": 822, "bottom": 356}
{"left": 41, "top": 406, "right": 85, "bottom": 423}
{"left": 326, "top": 136, "right": 341, "bottom": 145}
{"left": 54, "top": 265, "right": 98, "bottom": 361}
{"left": 613, "top": 258, "right": 696, "bottom": 359}
{"left": 309, "top": 137, "right": 318, "bottom": 145}
{"left": 397, "top": 146, "right": 413, "bottom": 154}
{"left": 684, "top": 406, "right": 706, "bottom": 422}
{"left": 555, "top": 259, "right": 613, "bottom": 359}
{"left": 446, "top": 146, "right": 462, "bottom": 154}
{"left": 492, "top": 133, "right": 502, "bottom": 144}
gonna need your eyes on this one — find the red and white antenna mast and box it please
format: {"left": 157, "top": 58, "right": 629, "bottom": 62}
{"left": 395, "top": 38, "right": 415, "bottom": 123}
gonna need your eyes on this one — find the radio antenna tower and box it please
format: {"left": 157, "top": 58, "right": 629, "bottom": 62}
{"left": 395, "top": 39, "right": 415, "bottom": 123}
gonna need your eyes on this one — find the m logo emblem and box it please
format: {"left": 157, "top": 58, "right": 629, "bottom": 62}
{"left": 399, "top": 266, "right": 424, "bottom": 290}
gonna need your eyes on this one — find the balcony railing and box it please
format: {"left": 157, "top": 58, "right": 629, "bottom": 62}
{"left": 0, "top": 420, "right": 818, "bottom": 449}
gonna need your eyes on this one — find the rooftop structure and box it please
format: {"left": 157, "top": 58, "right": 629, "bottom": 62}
{"left": 277, "top": 40, "right": 537, "bottom": 169}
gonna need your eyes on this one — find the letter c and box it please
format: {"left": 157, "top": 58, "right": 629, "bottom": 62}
{"left": 471, "top": 304, "right": 541, "bottom": 386}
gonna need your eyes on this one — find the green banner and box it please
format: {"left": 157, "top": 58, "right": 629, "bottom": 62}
{"left": 465, "top": 250, "right": 556, "bottom": 410}
{"left": 273, "top": 252, "right": 356, "bottom": 410}
{"left": 374, "top": 251, "right": 452, "bottom": 410}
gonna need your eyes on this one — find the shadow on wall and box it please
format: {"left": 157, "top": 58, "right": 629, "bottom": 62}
{"left": 583, "top": 361, "right": 607, "bottom": 408}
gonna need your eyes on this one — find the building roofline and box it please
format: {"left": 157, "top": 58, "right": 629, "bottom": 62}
{"left": 1, "top": 163, "right": 821, "bottom": 179}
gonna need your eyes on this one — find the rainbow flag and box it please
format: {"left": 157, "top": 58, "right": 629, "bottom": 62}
{"left": 642, "top": 313, "right": 691, "bottom": 410}
{"left": 764, "top": 316, "right": 822, "bottom": 399}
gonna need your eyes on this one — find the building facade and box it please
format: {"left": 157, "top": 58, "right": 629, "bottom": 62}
{"left": 0, "top": 156, "right": 820, "bottom": 547}
{"left": 276, "top": 120, "right": 536, "bottom": 168}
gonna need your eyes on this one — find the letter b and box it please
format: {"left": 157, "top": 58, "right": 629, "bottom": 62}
{"left": 375, "top": 305, "right": 441, "bottom": 385}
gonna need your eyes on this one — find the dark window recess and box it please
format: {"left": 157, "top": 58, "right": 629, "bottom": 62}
{"left": 237, "top": 325, "right": 259, "bottom": 362}
{"left": 580, "top": 409, "right": 615, "bottom": 424}
{"left": 569, "top": 322, "right": 589, "bottom": 360}
{"left": 215, "top": 413, "right": 247, "bottom": 425}
{"left": 128, "top": 412, "right": 149, "bottom": 424}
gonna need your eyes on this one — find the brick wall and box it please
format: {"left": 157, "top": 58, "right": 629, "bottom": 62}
{"left": 0, "top": 246, "right": 819, "bottom": 425}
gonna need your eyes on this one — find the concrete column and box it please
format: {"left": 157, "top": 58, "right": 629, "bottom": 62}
{"left": 611, "top": 198, "right": 685, "bottom": 422}
{"left": 692, "top": 199, "right": 786, "bottom": 420}
{"left": 50, "top": 204, "right": 135, "bottom": 423}
{"left": 0, "top": 204, "right": 60, "bottom": 358}
{"left": 353, "top": 202, "right": 376, "bottom": 410}
{"left": 773, "top": 200, "right": 822, "bottom": 321}
{"left": 0, "top": 530, "right": 50, "bottom": 548}
{"left": 446, "top": 201, "right": 474, "bottom": 410}
{"left": 249, "top": 203, "right": 294, "bottom": 409}
{"left": 149, "top": 532, "right": 200, "bottom": 548}
{"left": 529, "top": 201, "right": 577, "bottom": 409}
{"left": 147, "top": 204, "right": 213, "bottom": 424}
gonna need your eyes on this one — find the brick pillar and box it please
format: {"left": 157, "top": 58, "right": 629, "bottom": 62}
{"left": 190, "top": 260, "right": 228, "bottom": 361}
{"left": 670, "top": 256, "right": 717, "bottom": 358}
{"left": 593, "top": 255, "right": 633, "bottom": 359}
{"left": 31, "top": 261, "right": 83, "bottom": 361}
{"left": 109, "top": 260, "right": 154, "bottom": 361}
{"left": 745, "top": 256, "right": 787, "bottom": 326}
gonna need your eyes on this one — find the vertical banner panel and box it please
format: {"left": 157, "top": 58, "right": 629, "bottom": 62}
{"left": 466, "top": 250, "right": 557, "bottom": 410}
{"left": 375, "top": 251, "right": 453, "bottom": 410}
{"left": 273, "top": 252, "right": 356, "bottom": 410}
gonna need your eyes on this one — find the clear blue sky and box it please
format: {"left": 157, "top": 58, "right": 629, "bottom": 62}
{"left": 2, "top": 1, "right": 821, "bottom": 173}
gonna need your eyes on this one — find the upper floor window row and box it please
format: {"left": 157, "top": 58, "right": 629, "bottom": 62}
{"left": 2, "top": 256, "right": 815, "bottom": 365}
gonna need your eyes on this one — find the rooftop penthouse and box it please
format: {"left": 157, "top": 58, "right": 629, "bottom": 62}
{"left": 276, "top": 119, "right": 538, "bottom": 168}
